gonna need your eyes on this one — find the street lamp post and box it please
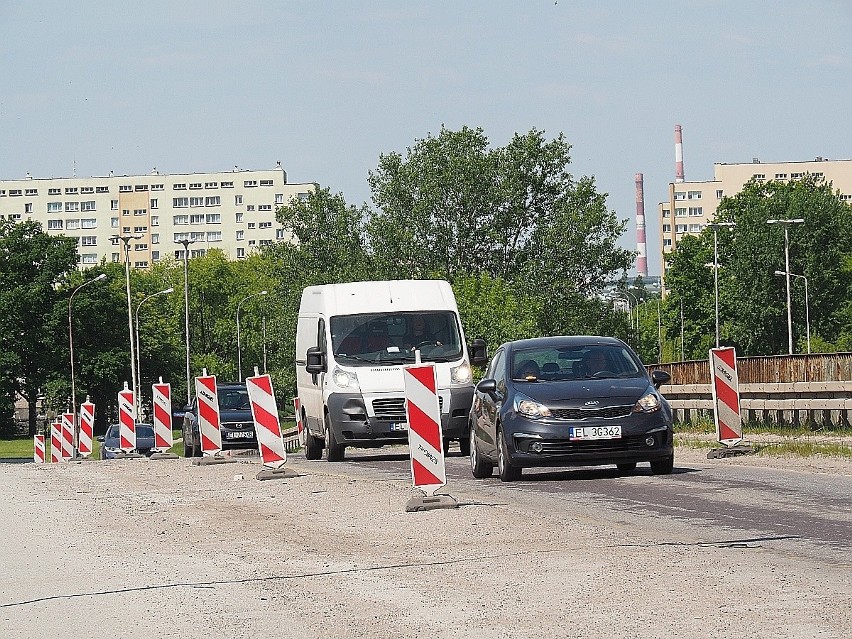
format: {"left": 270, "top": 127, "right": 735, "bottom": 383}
{"left": 134, "top": 287, "right": 174, "bottom": 418}
{"left": 175, "top": 238, "right": 196, "bottom": 405}
{"left": 237, "top": 290, "right": 268, "bottom": 382}
{"left": 774, "top": 270, "right": 810, "bottom": 354}
{"left": 68, "top": 272, "right": 107, "bottom": 455}
{"left": 767, "top": 219, "right": 805, "bottom": 354}
{"left": 113, "top": 234, "right": 143, "bottom": 406}
{"left": 706, "top": 222, "right": 735, "bottom": 348}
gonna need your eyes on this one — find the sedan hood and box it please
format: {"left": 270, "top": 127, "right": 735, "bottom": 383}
{"left": 513, "top": 377, "right": 653, "bottom": 407}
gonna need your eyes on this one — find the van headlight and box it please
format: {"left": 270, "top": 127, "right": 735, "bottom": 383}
{"left": 514, "top": 393, "right": 551, "bottom": 418}
{"left": 332, "top": 366, "right": 359, "bottom": 390}
{"left": 633, "top": 391, "right": 661, "bottom": 413}
{"left": 450, "top": 361, "right": 472, "bottom": 385}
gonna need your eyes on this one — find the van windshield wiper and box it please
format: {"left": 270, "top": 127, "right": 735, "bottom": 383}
{"left": 334, "top": 353, "right": 374, "bottom": 363}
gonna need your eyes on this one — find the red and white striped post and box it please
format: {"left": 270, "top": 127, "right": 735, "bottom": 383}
{"left": 78, "top": 399, "right": 95, "bottom": 458}
{"left": 247, "top": 372, "right": 295, "bottom": 479}
{"left": 710, "top": 347, "right": 743, "bottom": 447}
{"left": 50, "top": 422, "right": 62, "bottom": 463}
{"left": 293, "top": 397, "right": 304, "bottom": 446}
{"left": 195, "top": 373, "right": 223, "bottom": 456}
{"left": 33, "top": 434, "right": 45, "bottom": 464}
{"left": 404, "top": 364, "right": 456, "bottom": 511}
{"left": 61, "top": 412, "right": 75, "bottom": 461}
{"left": 152, "top": 381, "right": 173, "bottom": 451}
{"left": 118, "top": 384, "right": 136, "bottom": 453}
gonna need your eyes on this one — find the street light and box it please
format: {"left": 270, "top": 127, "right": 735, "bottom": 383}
{"left": 134, "top": 287, "right": 174, "bottom": 418}
{"left": 175, "top": 238, "right": 196, "bottom": 405}
{"left": 774, "top": 270, "right": 810, "bottom": 354}
{"left": 237, "top": 290, "right": 268, "bottom": 382}
{"left": 705, "top": 222, "right": 735, "bottom": 348}
{"left": 68, "top": 272, "right": 107, "bottom": 455}
{"left": 113, "top": 234, "right": 143, "bottom": 402}
{"left": 767, "top": 218, "right": 805, "bottom": 354}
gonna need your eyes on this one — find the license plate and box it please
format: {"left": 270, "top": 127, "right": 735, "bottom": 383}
{"left": 225, "top": 431, "right": 254, "bottom": 439}
{"left": 390, "top": 422, "right": 408, "bottom": 431}
{"left": 569, "top": 425, "right": 622, "bottom": 441}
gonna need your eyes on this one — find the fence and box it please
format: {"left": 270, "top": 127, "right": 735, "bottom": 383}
{"left": 649, "top": 352, "right": 852, "bottom": 428}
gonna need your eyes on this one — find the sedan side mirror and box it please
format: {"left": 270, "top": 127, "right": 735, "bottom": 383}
{"left": 468, "top": 339, "right": 488, "bottom": 367}
{"left": 305, "top": 346, "right": 327, "bottom": 375}
{"left": 476, "top": 378, "right": 497, "bottom": 397}
{"left": 95, "top": 435, "right": 105, "bottom": 442}
{"left": 651, "top": 369, "right": 671, "bottom": 389}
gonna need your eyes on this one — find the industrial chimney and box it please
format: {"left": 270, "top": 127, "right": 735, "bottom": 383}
{"left": 674, "top": 124, "right": 685, "bottom": 183}
{"left": 635, "top": 172, "right": 647, "bottom": 277}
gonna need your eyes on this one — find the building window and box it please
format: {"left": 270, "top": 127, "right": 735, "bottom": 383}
{"left": 190, "top": 214, "right": 205, "bottom": 225}
{"left": 47, "top": 219, "right": 63, "bottom": 230}
{"left": 661, "top": 208, "right": 670, "bottom": 218}
{"left": 260, "top": 179, "right": 273, "bottom": 187}
{"left": 258, "top": 204, "right": 272, "bottom": 211}
{"left": 150, "top": 198, "right": 158, "bottom": 209}
{"left": 111, "top": 199, "right": 119, "bottom": 210}
{"left": 259, "top": 239, "right": 272, "bottom": 246}
{"left": 151, "top": 234, "right": 159, "bottom": 244}
{"left": 205, "top": 213, "right": 221, "bottom": 224}
{"left": 205, "top": 182, "right": 218, "bottom": 189}
{"left": 207, "top": 231, "right": 222, "bottom": 242}
{"left": 66, "top": 219, "right": 80, "bottom": 230}
{"left": 80, "top": 186, "right": 94, "bottom": 194}
{"left": 663, "top": 239, "right": 672, "bottom": 247}
{"left": 134, "top": 243, "right": 147, "bottom": 251}
{"left": 133, "top": 226, "right": 147, "bottom": 233}
{"left": 247, "top": 222, "right": 256, "bottom": 229}
{"left": 173, "top": 215, "right": 189, "bottom": 225}
{"left": 81, "top": 219, "right": 97, "bottom": 229}
{"left": 122, "top": 209, "right": 130, "bottom": 216}
{"left": 246, "top": 205, "right": 255, "bottom": 212}
{"left": 65, "top": 202, "right": 79, "bottom": 212}
{"left": 753, "top": 173, "right": 766, "bottom": 180}
{"left": 235, "top": 195, "right": 243, "bottom": 205}
{"left": 173, "top": 183, "right": 186, "bottom": 190}
{"left": 190, "top": 249, "right": 206, "bottom": 258}
{"left": 111, "top": 218, "right": 119, "bottom": 228}
{"left": 688, "top": 224, "right": 703, "bottom": 233}
{"left": 235, "top": 212, "right": 243, "bottom": 223}
{"left": 248, "top": 240, "right": 256, "bottom": 246}
{"left": 81, "top": 201, "right": 96, "bottom": 211}
{"left": 205, "top": 196, "right": 220, "bottom": 207}
{"left": 174, "top": 232, "right": 190, "bottom": 242}
{"left": 81, "top": 254, "right": 98, "bottom": 265}
{"left": 275, "top": 193, "right": 284, "bottom": 204}
{"left": 151, "top": 184, "right": 164, "bottom": 191}
{"left": 662, "top": 224, "right": 671, "bottom": 233}
{"left": 81, "top": 236, "right": 97, "bottom": 246}
{"left": 65, "top": 187, "right": 78, "bottom": 195}
{"left": 190, "top": 197, "right": 204, "bottom": 207}
{"left": 687, "top": 191, "right": 701, "bottom": 199}
{"left": 688, "top": 207, "right": 703, "bottom": 216}
{"left": 122, "top": 227, "right": 131, "bottom": 233}
{"left": 675, "top": 208, "right": 687, "bottom": 217}
{"left": 259, "top": 221, "right": 272, "bottom": 229}
{"left": 276, "top": 228, "right": 285, "bottom": 240}
{"left": 189, "top": 182, "right": 202, "bottom": 190}
{"left": 134, "top": 261, "right": 149, "bottom": 268}
{"left": 48, "top": 188, "right": 61, "bottom": 195}
{"left": 119, "top": 185, "right": 132, "bottom": 192}
{"left": 133, "top": 209, "right": 146, "bottom": 216}
{"left": 112, "top": 253, "right": 120, "bottom": 262}
{"left": 190, "top": 232, "right": 204, "bottom": 242}
{"left": 173, "top": 197, "right": 189, "bottom": 208}
{"left": 236, "top": 247, "right": 245, "bottom": 258}
{"left": 25, "top": 188, "right": 38, "bottom": 196}
{"left": 221, "top": 181, "right": 234, "bottom": 188}
{"left": 775, "top": 174, "right": 787, "bottom": 179}
{"left": 135, "top": 184, "right": 148, "bottom": 192}
{"left": 244, "top": 180, "right": 258, "bottom": 188}
{"left": 47, "top": 202, "right": 62, "bottom": 213}
{"left": 716, "top": 190, "right": 723, "bottom": 198}
{"left": 96, "top": 186, "right": 110, "bottom": 193}
{"left": 236, "top": 230, "right": 244, "bottom": 240}
{"left": 9, "top": 189, "right": 22, "bottom": 196}
{"left": 152, "top": 251, "right": 160, "bottom": 262}
{"left": 151, "top": 216, "right": 159, "bottom": 226}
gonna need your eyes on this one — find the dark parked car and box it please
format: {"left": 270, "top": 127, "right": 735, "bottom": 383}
{"left": 182, "top": 382, "right": 256, "bottom": 457}
{"left": 469, "top": 336, "right": 673, "bottom": 482}
{"left": 97, "top": 423, "right": 156, "bottom": 459}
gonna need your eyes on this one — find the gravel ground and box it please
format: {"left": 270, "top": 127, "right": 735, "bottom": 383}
{"left": 1, "top": 445, "right": 850, "bottom": 639}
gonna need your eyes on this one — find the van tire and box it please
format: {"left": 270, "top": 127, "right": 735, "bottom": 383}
{"left": 325, "top": 413, "right": 345, "bottom": 462}
{"left": 304, "top": 429, "right": 323, "bottom": 460}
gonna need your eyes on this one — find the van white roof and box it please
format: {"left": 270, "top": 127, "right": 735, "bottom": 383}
{"left": 300, "top": 280, "right": 458, "bottom": 316}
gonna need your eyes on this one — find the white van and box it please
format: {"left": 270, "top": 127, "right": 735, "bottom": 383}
{"left": 295, "top": 280, "right": 487, "bottom": 461}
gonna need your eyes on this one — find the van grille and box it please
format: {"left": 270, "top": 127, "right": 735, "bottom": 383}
{"left": 372, "top": 397, "right": 443, "bottom": 422}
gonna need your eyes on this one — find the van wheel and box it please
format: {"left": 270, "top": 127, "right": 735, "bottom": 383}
{"left": 325, "top": 414, "right": 345, "bottom": 462}
{"left": 304, "top": 429, "right": 323, "bottom": 460}
{"left": 442, "top": 437, "right": 452, "bottom": 455}
{"left": 458, "top": 437, "right": 471, "bottom": 456}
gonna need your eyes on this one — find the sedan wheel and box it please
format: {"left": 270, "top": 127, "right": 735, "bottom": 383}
{"left": 469, "top": 422, "right": 493, "bottom": 479}
{"left": 497, "top": 426, "right": 521, "bottom": 482}
{"left": 650, "top": 454, "right": 674, "bottom": 475}
{"left": 616, "top": 462, "right": 637, "bottom": 474}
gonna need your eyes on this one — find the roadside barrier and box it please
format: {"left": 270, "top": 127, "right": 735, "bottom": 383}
{"left": 50, "top": 422, "right": 61, "bottom": 463}
{"left": 33, "top": 435, "right": 45, "bottom": 464}
{"left": 293, "top": 397, "right": 305, "bottom": 446}
{"left": 710, "top": 347, "right": 743, "bottom": 445}
{"left": 61, "top": 412, "right": 74, "bottom": 461}
{"left": 152, "top": 382, "right": 173, "bottom": 451}
{"left": 118, "top": 385, "right": 136, "bottom": 453}
{"left": 403, "top": 364, "right": 456, "bottom": 511}
{"left": 195, "top": 373, "right": 223, "bottom": 456}
{"left": 247, "top": 371, "right": 297, "bottom": 480}
{"left": 78, "top": 400, "right": 95, "bottom": 458}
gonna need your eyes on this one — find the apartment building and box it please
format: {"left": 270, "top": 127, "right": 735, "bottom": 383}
{"left": 658, "top": 157, "right": 852, "bottom": 284}
{"left": 0, "top": 166, "right": 315, "bottom": 267}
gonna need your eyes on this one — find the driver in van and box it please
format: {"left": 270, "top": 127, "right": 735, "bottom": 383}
{"left": 404, "top": 314, "right": 432, "bottom": 351}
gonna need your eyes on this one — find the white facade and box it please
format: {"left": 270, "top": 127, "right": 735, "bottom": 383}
{"left": 0, "top": 166, "right": 314, "bottom": 268}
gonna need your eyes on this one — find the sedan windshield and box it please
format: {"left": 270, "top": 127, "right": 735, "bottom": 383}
{"left": 330, "top": 311, "right": 463, "bottom": 366}
{"left": 511, "top": 345, "right": 644, "bottom": 381}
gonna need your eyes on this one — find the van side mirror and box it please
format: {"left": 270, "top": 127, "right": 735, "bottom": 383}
{"left": 305, "top": 346, "right": 326, "bottom": 375}
{"left": 651, "top": 369, "right": 671, "bottom": 389}
{"left": 468, "top": 338, "right": 488, "bottom": 366}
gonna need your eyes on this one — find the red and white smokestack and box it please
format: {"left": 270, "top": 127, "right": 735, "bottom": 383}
{"left": 635, "top": 172, "right": 647, "bottom": 277}
{"left": 674, "top": 124, "right": 685, "bottom": 183}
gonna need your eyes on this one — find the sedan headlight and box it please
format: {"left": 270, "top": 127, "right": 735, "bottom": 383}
{"left": 514, "top": 393, "right": 551, "bottom": 418}
{"left": 331, "top": 366, "right": 359, "bottom": 390}
{"left": 450, "top": 361, "right": 472, "bottom": 385}
{"left": 633, "top": 391, "right": 661, "bottom": 413}
{"left": 103, "top": 445, "right": 121, "bottom": 453}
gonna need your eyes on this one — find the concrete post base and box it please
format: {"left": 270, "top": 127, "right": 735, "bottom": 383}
{"left": 256, "top": 466, "right": 300, "bottom": 481}
{"left": 707, "top": 444, "right": 755, "bottom": 459}
{"left": 405, "top": 493, "right": 459, "bottom": 512}
{"left": 150, "top": 452, "right": 180, "bottom": 460}
{"left": 191, "top": 455, "right": 238, "bottom": 466}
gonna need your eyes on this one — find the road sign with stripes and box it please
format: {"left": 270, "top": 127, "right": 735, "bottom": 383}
{"left": 118, "top": 387, "right": 136, "bottom": 453}
{"left": 195, "top": 374, "right": 223, "bottom": 456}
{"left": 50, "top": 422, "right": 62, "bottom": 463}
{"left": 404, "top": 364, "right": 446, "bottom": 496}
{"left": 34, "top": 435, "right": 45, "bottom": 464}
{"left": 710, "top": 347, "right": 743, "bottom": 446}
{"left": 61, "top": 412, "right": 75, "bottom": 460}
{"left": 246, "top": 374, "right": 287, "bottom": 469}
{"left": 79, "top": 401, "right": 95, "bottom": 457}
{"left": 152, "top": 382, "right": 173, "bottom": 451}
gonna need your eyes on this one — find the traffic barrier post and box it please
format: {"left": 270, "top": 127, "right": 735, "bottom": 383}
{"left": 33, "top": 434, "right": 45, "bottom": 464}
{"left": 151, "top": 380, "right": 179, "bottom": 460}
{"left": 50, "top": 422, "right": 62, "bottom": 463}
{"left": 78, "top": 399, "right": 95, "bottom": 458}
{"left": 118, "top": 384, "right": 137, "bottom": 454}
{"left": 192, "top": 370, "right": 234, "bottom": 466}
{"left": 247, "top": 369, "right": 297, "bottom": 480}
{"left": 708, "top": 347, "right": 753, "bottom": 458}
{"left": 61, "top": 412, "right": 75, "bottom": 461}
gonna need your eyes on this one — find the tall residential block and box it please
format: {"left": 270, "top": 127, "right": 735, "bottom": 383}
{"left": 0, "top": 166, "right": 315, "bottom": 267}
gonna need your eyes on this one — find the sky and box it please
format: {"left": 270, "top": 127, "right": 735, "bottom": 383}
{"left": 2, "top": 1, "right": 851, "bottom": 276}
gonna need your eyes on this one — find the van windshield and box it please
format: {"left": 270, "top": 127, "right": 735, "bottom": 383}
{"left": 330, "top": 311, "right": 463, "bottom": 365}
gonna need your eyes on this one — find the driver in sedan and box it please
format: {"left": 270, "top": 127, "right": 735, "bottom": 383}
{"left": 583, "top": 349, "right": 612, "bottom": 375}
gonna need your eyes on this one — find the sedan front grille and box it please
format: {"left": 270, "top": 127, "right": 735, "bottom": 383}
{"left": 522, "top": 434, "right": 662, "bottom": 455}
{"left": 550, "top": 405, "right": 633, "bottom": 420}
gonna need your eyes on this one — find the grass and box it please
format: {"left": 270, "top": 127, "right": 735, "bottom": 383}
{"left": 0, "top": 430, "right": 184, "bottom": 459}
